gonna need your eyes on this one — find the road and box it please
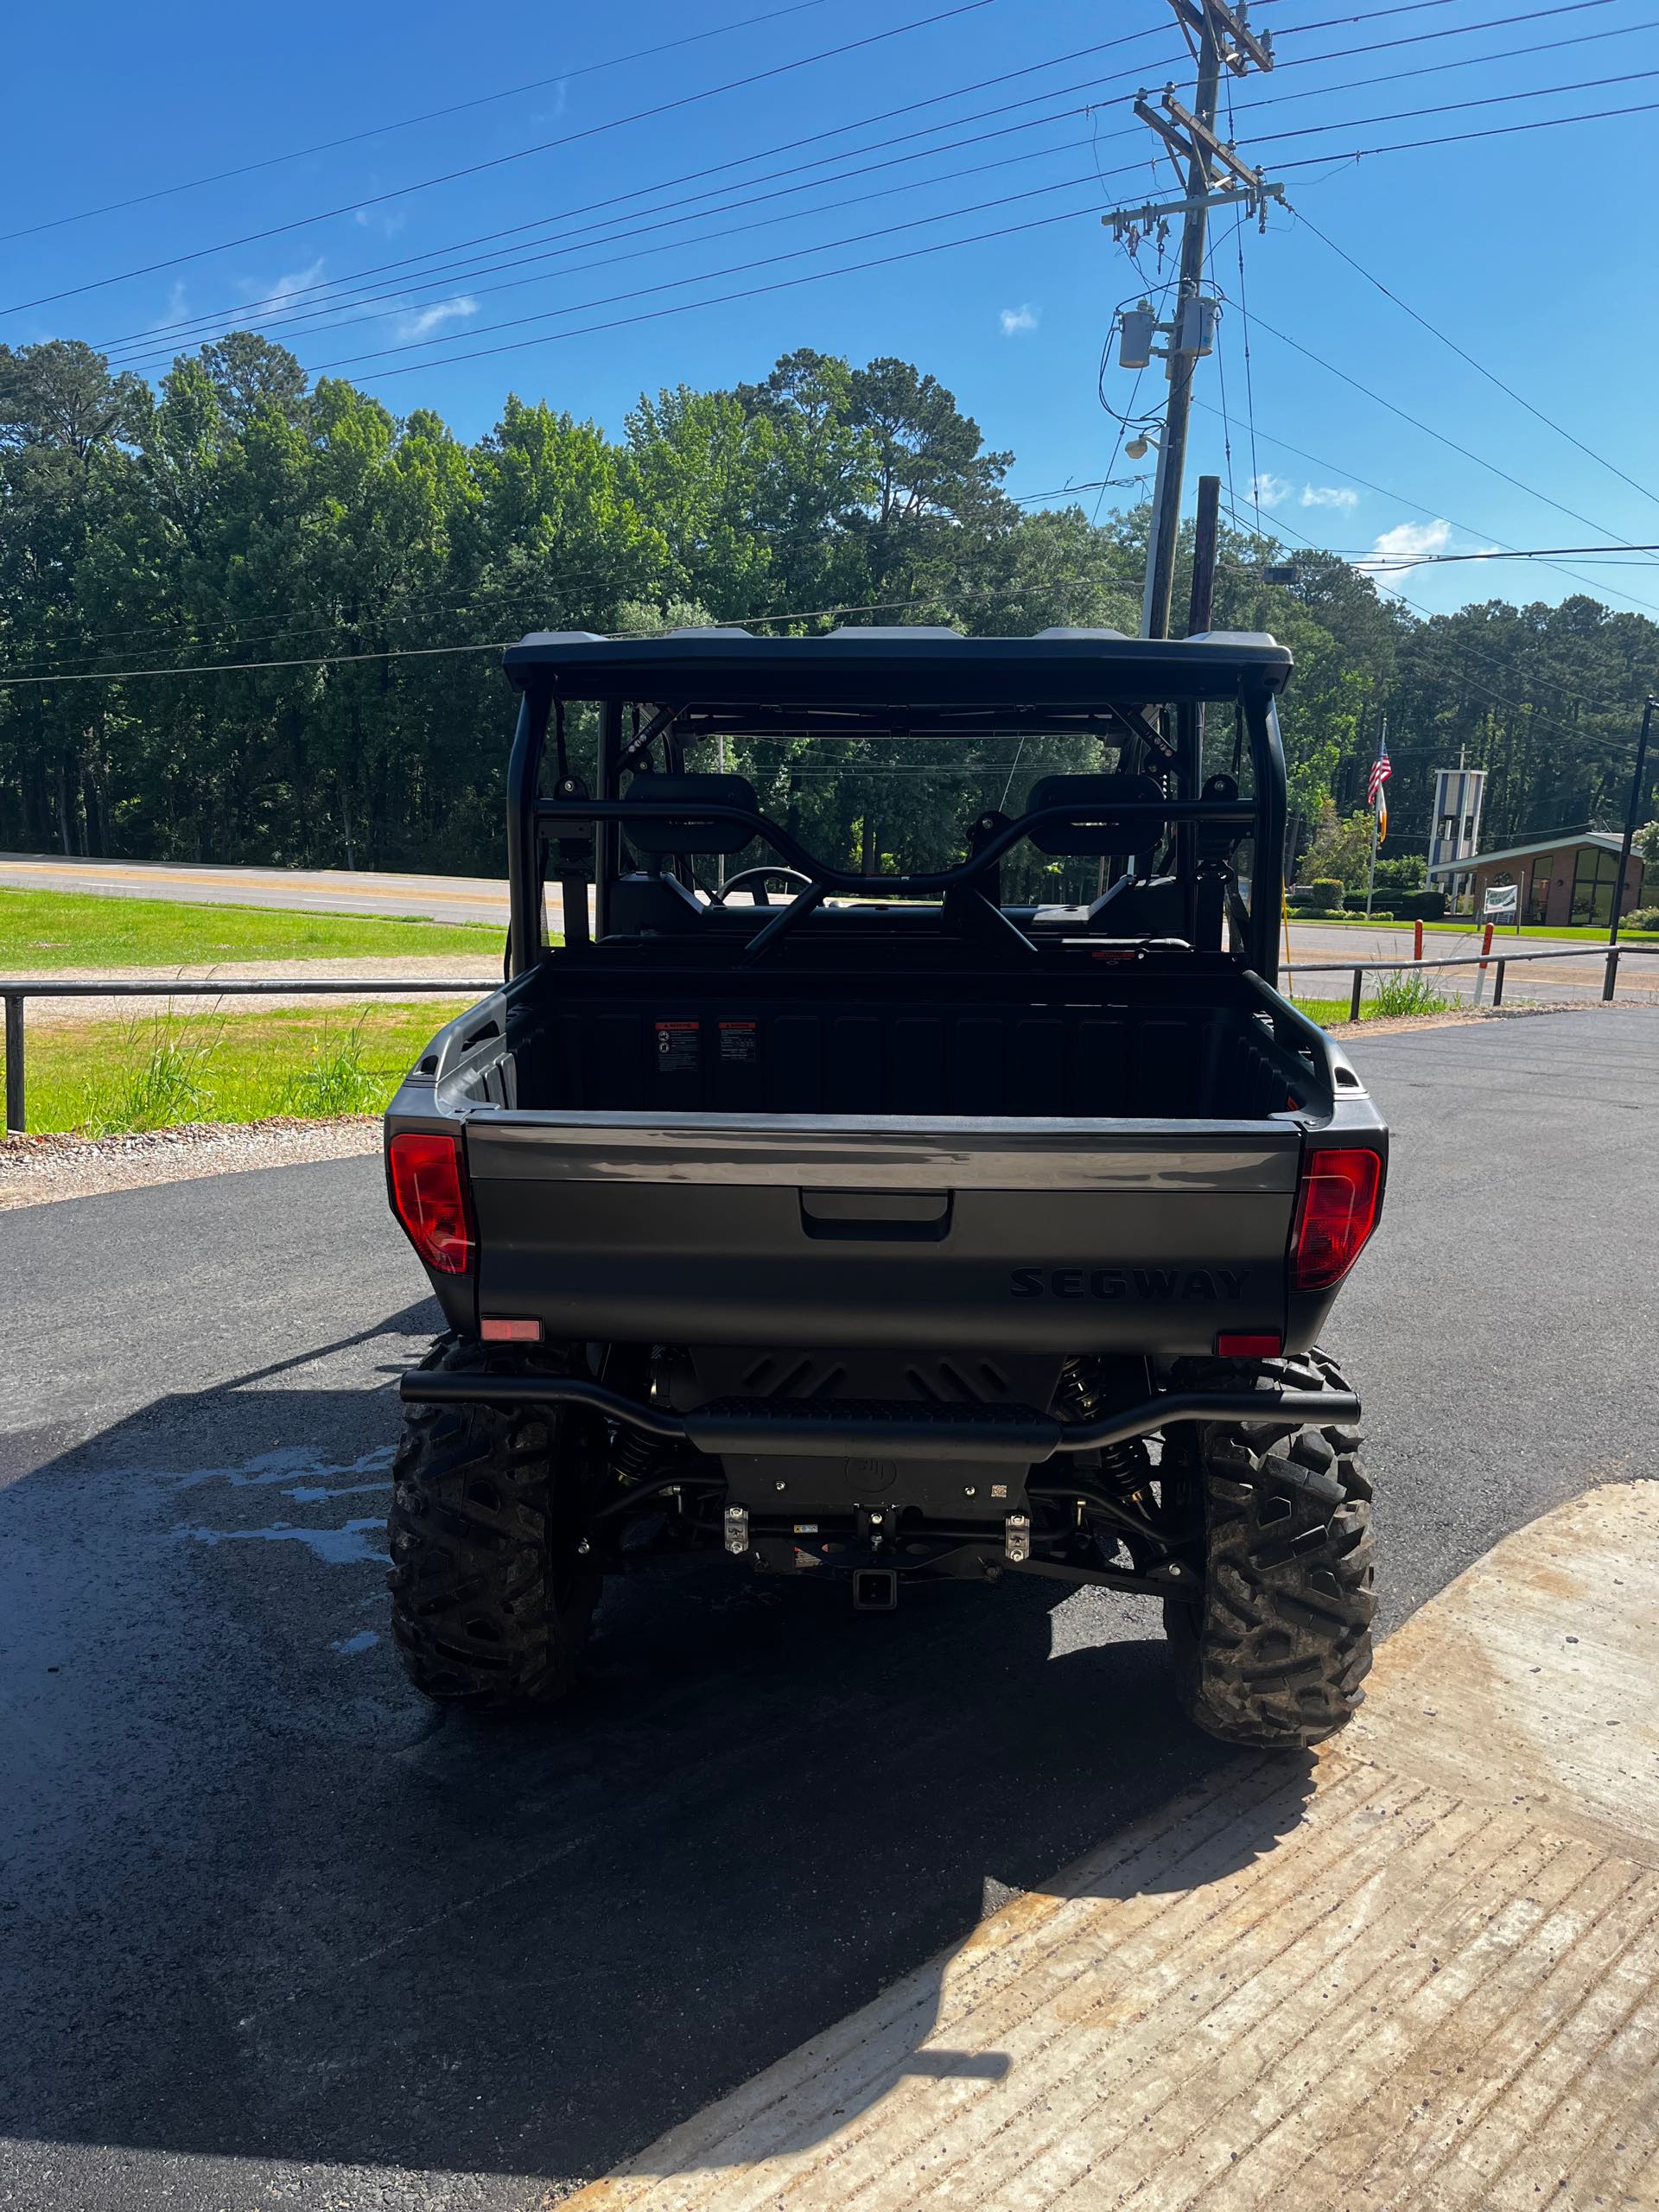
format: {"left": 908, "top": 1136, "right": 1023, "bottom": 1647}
{"left": 0, "top": 851, "right": 514, "bottom": 926}
{"left": 2, "top": 1010, "right": 1656, "bottom": 2209}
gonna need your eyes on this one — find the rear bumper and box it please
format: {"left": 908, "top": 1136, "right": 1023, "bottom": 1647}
{"left": 397, "top": 1370, "right": 1357, "bottom": 1459}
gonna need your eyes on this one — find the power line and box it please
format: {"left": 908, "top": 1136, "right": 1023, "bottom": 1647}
{"left": 1216, "top": 493, "right": 1627, "bottom": 725}
{"left": 87, "top": 29, "right": 1187, "bottom": 357}
{"left": 1274, "top": 87, "right": 1659, "bottom": 171}
{"left": 1352, "top": 543, "right": 1659, "bottom": 566}
{"left": 1287, "top": 207, "right": 1659, "bottom": 517}
{"left": 1242, "top": 309, "right": 1659, "bottom": 580}
{"left": 0, "top": 3, "right": 995, "bottom": 317}
{"left": 0, "top": 3, "right": 839, "bottom": 245}
{"left": 1197, "top": 395, "right": 1659, "bottom": 630}
{"left": 94, "top": 0, "right": 1627, "bottom": 372}
{"left": 106, "top": 123, "right": 1138, "bottom": 379}
{"left": 296, "top": 189, "right": 1135, "bottom": 383}
{"left": 249, "top": 99, "right": 1659, "bottom": 397}
{"left": 0, "top": 598, "right": 950, "bottom": 689}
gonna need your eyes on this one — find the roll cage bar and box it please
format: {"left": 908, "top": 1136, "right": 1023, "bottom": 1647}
{"left": 499, "top": 629, "right": 1292, "bottom": 988}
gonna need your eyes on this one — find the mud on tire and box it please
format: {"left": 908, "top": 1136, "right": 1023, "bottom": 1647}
{"left": 387, "top": 1334, "right": 603, "bottom": 1707}
{"left": 1160, "top": 1348, "right": 1375, "bottom": 1750}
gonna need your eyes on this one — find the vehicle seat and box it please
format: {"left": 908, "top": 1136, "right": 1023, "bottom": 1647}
{"left": 620, "top": 772, "right": 759, "bottom": 857}
{"left": 1026, "top": 772, "right": 1186, "bottom": 942}
{"left": 1026, "top": 772, "right": 1166, "bottom": 863}
{"left": 609, "top": 772, "right": 763, "bottom": 936}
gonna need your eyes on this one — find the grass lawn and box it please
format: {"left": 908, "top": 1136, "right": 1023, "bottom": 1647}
{"left": 6, "top": 1002, "right": 471, "bottom": 1135}
{"left": 0, "top": 887, "right": 505, "bottom": 970}
{"left": 6, "top": 987, "right": 1459, "bottom": 1137}
{"left": 1290, "top": 912, "right": 1659, "bottom": 941}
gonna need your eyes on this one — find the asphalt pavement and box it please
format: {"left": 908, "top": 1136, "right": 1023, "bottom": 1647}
{"left": 2, "top": 1008, "right": 1655, "bottom": 2210}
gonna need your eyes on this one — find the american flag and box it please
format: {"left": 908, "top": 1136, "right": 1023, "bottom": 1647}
{"left": 1367, "top": 735, "right": 1392, "bottom": 842}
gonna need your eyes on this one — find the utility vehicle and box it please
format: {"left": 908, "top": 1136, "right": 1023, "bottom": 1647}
{"left": 384, "top": 626, "right": 1385, "bottom": 1746}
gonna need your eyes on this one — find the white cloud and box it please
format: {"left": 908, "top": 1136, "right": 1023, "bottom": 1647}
{"left": 1249, "top": 471, "right": 1293, "bottom": 510}
{"left": 251, "top": 258, "right": 327, "bottom": 308}
{"left": 394, "top": 296, "right": 480, "bottom": 341}
{"left": 1358, "top": 518, "right": 1452, "bottom": 572}
{"left": 149, "top": 278, "right": 190, "bottom": 332}
{"left": 999, "top": 303, "right": 1039, "bottom": 336}
{"left": 353, "top": 207, "right": 408, "bottom": 238}
{"left": 1300, "top": 483, "right": 1359, "bottom": 511}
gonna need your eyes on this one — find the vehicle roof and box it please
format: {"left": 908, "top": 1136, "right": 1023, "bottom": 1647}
{"left": 502, "top": 624, "right": 1294, "bottom": 705}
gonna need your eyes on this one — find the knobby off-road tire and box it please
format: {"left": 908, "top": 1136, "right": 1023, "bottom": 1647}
{"left": 1160, "top": 1348, "right": 1375, "bottom": 1750}
{"left": 387, "top": 1334, "right": 603, "bottom": 1708}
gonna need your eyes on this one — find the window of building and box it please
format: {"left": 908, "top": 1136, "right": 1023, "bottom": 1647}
{"left": 1529, "top": 855, "right": 1554, "bottom": 923}
{"left": 1570, "top": 847, "right": 1619, "bottom": 925}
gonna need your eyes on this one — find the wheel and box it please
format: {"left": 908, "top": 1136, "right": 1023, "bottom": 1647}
{"left": 386, "top": 1334, "right": 604, "bottom": 1708}
{"left": 1158, "top": 1348, "right": 1375, "bottom": 1749}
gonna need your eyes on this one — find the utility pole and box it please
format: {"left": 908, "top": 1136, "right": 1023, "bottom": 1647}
{"left": 1107, "top": 0, "right": 1280, "bottom": 639}
{"left": 1186, "top": 474, "right": 1221, "bottom": 636}
{"left": 1608, "top": 695, "right": 1656, "bottom": 945}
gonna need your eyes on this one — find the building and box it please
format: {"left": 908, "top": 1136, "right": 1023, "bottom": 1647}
{"left": 1427, "top": 830, "right": 1644, "bottom": 927}
{"left": 1427, "top": 766, "right": 1486, "bottom": 910}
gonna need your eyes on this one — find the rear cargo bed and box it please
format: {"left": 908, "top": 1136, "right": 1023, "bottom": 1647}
{"left": 495, "top": 966, "right": 1314, "bottom": 1122}
{"left": 410, "top": 959, "right": 1344, "bottom": 1356}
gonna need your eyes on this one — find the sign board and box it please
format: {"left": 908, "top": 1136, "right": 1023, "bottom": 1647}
{"left": 1481, "top": 881, "right": 1520, "bottom": 926}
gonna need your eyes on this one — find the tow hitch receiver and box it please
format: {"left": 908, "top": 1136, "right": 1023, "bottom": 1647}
{"left": 853, "top": 1567, "right": 898, "bottom": 1611}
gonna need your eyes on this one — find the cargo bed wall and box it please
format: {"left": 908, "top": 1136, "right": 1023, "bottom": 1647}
{"left": 505, "top": 990, "right": 1302, "bottom": 1121}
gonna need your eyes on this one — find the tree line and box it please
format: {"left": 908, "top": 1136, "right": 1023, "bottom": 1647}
{"left": 3, "top": 331, "right": 1656, "bottom": 886}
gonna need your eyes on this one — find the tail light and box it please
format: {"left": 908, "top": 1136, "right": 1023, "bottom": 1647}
{"left": 1291, "top": 1147, "right": 1383, "bottom": 1293}
{"left": 388, "top": 1131, "right": 474, "bottom": 1275}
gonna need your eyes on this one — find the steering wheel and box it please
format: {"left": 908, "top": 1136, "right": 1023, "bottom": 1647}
{"left": 706, "top": 866, "right": 816, "bottom": 908}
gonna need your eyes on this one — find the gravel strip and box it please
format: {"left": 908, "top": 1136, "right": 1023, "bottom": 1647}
{"left": 0, "top": 1116, "right": 382, "bottom": 1211}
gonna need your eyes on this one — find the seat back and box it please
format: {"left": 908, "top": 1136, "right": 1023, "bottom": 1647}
{"left": 620, "top": 772, "right": 759, "bottom": 857}
{"left": 1025, "top": 772, "right": 1166, "bottom": 858}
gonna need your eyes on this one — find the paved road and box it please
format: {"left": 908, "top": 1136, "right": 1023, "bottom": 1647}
{"left": 2, "top": 1010, "right": 1656, "bottom": 2209}
{"left": 0, "top": 852, "right": 515, "bottom": 926}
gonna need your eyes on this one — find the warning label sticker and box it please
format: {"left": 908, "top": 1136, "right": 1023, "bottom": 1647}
{"left": 718, "top": 1020, "right": 759, "bottom": 1065}
{"left": 654, "top": 1020, "right": 701, "bottom": 1074}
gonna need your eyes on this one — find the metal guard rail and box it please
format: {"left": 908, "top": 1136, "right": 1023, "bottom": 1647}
{"left": 0, "top": 976, "right": 498, "bottom": 1137}
{"left": 1283, "top": 940, "right": 1659, "bottom": 1023}
{"left": 3, "top": 943, "right": 1653, "bottom": 1135}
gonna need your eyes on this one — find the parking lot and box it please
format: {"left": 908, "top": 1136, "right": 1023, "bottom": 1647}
{"left": 2, "top": 1008, "right": 1655, "bottom": 2210}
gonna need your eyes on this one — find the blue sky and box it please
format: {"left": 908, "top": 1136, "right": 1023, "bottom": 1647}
{"left": 6, "top": 0, "right": 1659, "bottom": 620}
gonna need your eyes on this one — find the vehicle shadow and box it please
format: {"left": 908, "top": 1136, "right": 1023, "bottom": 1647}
{"left": 0, "top": 1325, "right": 1314, "bottom": 2202}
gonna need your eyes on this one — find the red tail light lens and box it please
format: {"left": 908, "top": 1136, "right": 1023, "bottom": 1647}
{"left": 1291, "top": 1147, "right": 1383, "bottom": 1293}
{"left": 388, "top": 1132, "right": 474, "bottom": 1275}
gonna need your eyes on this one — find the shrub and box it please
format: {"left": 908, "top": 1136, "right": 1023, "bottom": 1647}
{"left": 1394, "top": 888, "right": 1447, "bottom": 922}
{"left": 1373, "top": 854, "right": 1428, "bottom": 892}
{"left": 1301, "top": 878, "right": 1345, "bottom": 914}
{"left": 1620, "top": 906, "right": 1659, "bottom": 933}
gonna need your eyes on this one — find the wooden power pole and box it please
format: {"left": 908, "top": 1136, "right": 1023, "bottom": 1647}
{"left": 1108, "top": 0, "right": 1280, "bottom": 639}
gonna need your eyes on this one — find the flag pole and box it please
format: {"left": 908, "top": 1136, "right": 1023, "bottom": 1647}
{"left": 1365, "top": 714, "right": 1387, "bottom": 918}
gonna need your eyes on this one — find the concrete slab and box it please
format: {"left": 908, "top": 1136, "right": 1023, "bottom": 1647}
{"left": 569, "top": 1482, "right": 1659, "bottom": 2211}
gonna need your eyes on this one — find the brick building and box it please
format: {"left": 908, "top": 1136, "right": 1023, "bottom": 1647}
{"left": 1427, "top": 830, "right": 1645, "bottom": 927}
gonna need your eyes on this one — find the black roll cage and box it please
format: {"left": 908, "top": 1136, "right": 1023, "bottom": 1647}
{"left": 500, "top": 632, "right": 1291, "bottom": 988}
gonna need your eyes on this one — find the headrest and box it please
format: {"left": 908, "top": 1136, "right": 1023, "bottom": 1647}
{"left": 1025, "top": 772, "right": 1167, "bottom": 857}
{"left": 620, "top": 772, "right": 759, "bottom": 856}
